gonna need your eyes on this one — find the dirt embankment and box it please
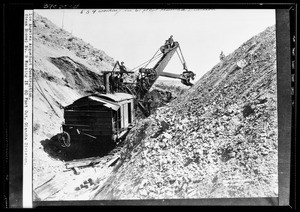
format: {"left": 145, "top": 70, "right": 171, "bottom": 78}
{"left": 33, "top": 13, "right": 115, "bottom": 189}
{"left": 93, "top": 25, "right": 278, "bottom": 199}
{"left": 32, "top": 13, "right": 188, "bottom": 190}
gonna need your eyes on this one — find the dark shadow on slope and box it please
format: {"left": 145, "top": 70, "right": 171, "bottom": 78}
{"left": 151, "top": 120, "right": 170, "bottom": 138}
{"left": 49, "top": 56, "right": 104, "bottom": 93}
{"left": 40, "top": 134, "right": 115, "bottom": 161}
{"left": 243, "top": 104, "right": 255, "bottom": 118}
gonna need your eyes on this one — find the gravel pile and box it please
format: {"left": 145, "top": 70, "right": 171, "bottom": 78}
{"left": 94, "top": 25, "right": 278, "bottom": 199}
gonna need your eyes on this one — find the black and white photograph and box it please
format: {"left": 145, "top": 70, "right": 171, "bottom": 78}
{"left": 30, "top": 8, "right": 279, "bottom": 202}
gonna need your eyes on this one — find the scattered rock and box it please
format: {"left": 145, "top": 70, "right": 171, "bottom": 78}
{"left": 94, "top": 25, "right": 278, "bottom": 200}
{"left": 33, "top": 13, "right": 278, "bottom": 200}
{"left": 243, "top": 104, "right": 255, "bottom": 118}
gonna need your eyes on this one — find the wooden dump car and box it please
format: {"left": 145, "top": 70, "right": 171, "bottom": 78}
{"left": 60, "top": 92, "right": 135, "bottom": 152}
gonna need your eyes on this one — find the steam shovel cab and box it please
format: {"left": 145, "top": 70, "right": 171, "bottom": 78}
{"left": 61, "top": 92, "right": 135, "bottom": 158}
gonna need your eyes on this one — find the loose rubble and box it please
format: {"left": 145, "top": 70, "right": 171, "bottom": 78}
{"left": 33, "top": 12, "right": 277, "bottom": 200}
{"left": 94, "top": 25, "right": 278, "bottom": 199}
{"left": 32, "top": 13, "right": 189, "bottom": 199}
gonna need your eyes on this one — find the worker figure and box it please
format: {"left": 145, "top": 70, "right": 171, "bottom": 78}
{"left": 109, "top": 73, "right": 118, "bottom": 93}
{"left": 220, "top": 51, "right": 225, "bottom": 61}
{"left": 165, "top": 35, "right": 174, "bottom": 48}
{"left": 115, "top": 72, "right": 122, "bottom": 92}
{"left": 145, "top": 95, "right": 153, "bottom": 114}
{"left": 117, "top": 61, "right": 129, "bottom": 78}
{"left": 168, "top": 35, "right": 174, "bottom": 47}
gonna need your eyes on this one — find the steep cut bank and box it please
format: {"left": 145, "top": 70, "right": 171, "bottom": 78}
{"left": 94, "top": 25, "right": 278, "bottom": 199}
{"left": 33, "top": 13, "right": 115, "bottom": 188}
{"left": 32, "top": 13, "right": 189, "bottom": 191}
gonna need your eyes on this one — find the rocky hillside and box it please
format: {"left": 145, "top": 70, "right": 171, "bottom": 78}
{"left": 134, "top": 81, "right": 188, "bottom": 119}
{"left": 93, "top": 25, "right": 278, "bottom": 199}
{"left": 32, "top": 13, "right": 115, "bottom": 188}
{"left": 32, "top": 13, "right": 190, "bottom": 190}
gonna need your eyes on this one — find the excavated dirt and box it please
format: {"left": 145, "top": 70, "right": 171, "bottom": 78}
{"left": 32, "top": 13, "right": 189, "bottom": 195}
{"left": 93, "top": 25, "right": 278, "bottom": 199}
{"left": 33, "top": 13, "right": 277, "bottom": 201}
{"left": 33, "top": 13, "right": 115, "bottom": 189}
{"left": 134, "top": 82, "right": 188, "bottom": 119}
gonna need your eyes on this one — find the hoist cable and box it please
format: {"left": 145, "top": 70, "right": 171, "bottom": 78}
{"left": 144, "top": 48, "right": 160, "bottom": 69}
{"left": 129, "top": 52, "right": 163, "bottom": 72}
{"left": 178, "top": 45, "right": 188, "bottom": 70}
{"left": 176, "top": 49, "right": 184, "bottom": 65}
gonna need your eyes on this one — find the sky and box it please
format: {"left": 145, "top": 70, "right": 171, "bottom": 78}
{"left": 35, "top": 9, "right": 275, "bottom": 81}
